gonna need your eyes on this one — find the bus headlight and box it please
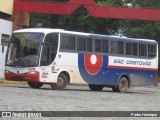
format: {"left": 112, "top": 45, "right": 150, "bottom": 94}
{"left": 5, "top": 70, "right": 11, "bottom": 74}
{"left": 28, "top": 71, "right": 37, "bottom": 74}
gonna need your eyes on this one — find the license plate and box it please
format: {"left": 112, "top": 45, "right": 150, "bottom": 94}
{"left": 12, "top": 76, "right": 25, "bottom": 81}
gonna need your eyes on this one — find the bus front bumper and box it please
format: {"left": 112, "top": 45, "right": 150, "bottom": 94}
{"left": 5, "top": 71, "right": 40, "bottom": 82}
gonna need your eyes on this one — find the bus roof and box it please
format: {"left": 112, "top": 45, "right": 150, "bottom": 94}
{"left": 14, "top": 28, "right": 157, "bottom": 43}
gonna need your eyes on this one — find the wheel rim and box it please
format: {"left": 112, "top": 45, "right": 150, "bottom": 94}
{"left": 119, "top": 79, "right": 127, "bottom": 92}
{"left": 57, "top": 77, "right": 64, "bottom": 86}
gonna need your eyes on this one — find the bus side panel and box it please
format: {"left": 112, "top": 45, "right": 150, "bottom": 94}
{"left": 77, "top": 54, "right": 157, "bottom": 86}
{"left": 109, "top": 68, "right": 156, "bottom": 86}
{"left": 129, "top": 70, "right": 156, "bottom": 86}
{"left": 77, "top": 53, "right": 115, "bottom": 85}
{"left": 56, "top": 52, "right": 86, "bottom": 84}
{"left": 108, "top": 56, "right": 157, "bottom": 86}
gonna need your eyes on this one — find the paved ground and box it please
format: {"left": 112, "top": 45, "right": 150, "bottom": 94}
{"left": 0, "top": 82, "right": 160, "bottom": 120}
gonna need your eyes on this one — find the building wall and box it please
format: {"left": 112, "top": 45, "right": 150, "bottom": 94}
{"left": 0, "top": 0, "right": 13, "bottom": 79}
{"left": 0, "top": 19, "right": 13, "bottom": 78}
{"left": 0, "top": 0, "right": 13, "bottom": 15}
{"left": 0, "top": 19, "right": 12, "bottom": 36}
{"left": 0, "top": 0, "right": 29, "bottom": 79}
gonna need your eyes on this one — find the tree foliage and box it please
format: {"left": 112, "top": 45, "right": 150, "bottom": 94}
{"left": 30, "top": 0, "right": 160, "bottom": 41}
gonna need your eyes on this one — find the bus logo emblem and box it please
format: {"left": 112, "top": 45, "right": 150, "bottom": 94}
{"left": 84, "top": 54, "right": 103, "bottom": 75}
{"left": 42, "top": 72, "right": 48, "bottom": 78}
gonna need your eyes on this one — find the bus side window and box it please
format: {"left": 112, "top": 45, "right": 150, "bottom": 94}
{"left": 139, "top": 43, "right": 147, "bottom": 57}
{"left": 148, "top": 44, "right": 156, "bottom": 58}
{"left": 60, "top": 34, "right": 69, "bottom": 50}
{"left": 111, "top": 41, "right": 124, "bottom": 55}
{"left": 102, "top": 40, "right": 109, "bottom": 53}
{"left": 111, "top": 41, "right": 118, "bottom": 54}
{"left": 95, "top": 39, "right": 102, "bottom": 53}
{"left": 40, "top": 43, "right": 51, "bottom": 66}
{"left": 126, "top": 42, "right": 132, "bottom": 55}
{"left": 117, "top": 41, "right": 124, "bottom": 54}
{"left": 78, "top": 37, "right": 86, "bottom": 52}
{"left": 132, "top": 43, "right": 138, "bottom": 56}
{"left": 40, "top": 33, "right": 58, "bottom": 66}
{"left": 86, "top": 38, "right": 93, "bottom": 52}
{"left": 69, "top": 35, "right": 76, "bottom": 51}
{"left": 126, "top": 42, "right": 138, "bottom": 56}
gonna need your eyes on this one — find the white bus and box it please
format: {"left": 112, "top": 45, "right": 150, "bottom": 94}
{"left": 5, "top": 28, "right": 158, "bottom": 93}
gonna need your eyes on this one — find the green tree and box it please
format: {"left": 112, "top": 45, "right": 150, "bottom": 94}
{"left": 30, "top": 0, "right": 121, "bottom": 34}
{"left": 118, "top": 0, "right": 160, "bottom": 41}
{"left": 30, "top": 0, "right": 160, "bottom": 41}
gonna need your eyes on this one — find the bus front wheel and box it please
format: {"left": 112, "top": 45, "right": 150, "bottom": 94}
{"left": 50, "top": 73, "right": 67, "bottom": 90}
{"left": 27, "top": 82, "right": 43, "bottom": 89}
{"left": 89, "top": 84, "right": 104, "bottom": 91}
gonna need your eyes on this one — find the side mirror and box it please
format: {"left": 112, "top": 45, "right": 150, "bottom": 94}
{"left": 41, "top": 42, "right": 50, "bottom": 46}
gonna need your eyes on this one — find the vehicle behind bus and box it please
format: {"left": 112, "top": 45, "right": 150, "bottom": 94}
{"left": 4, "top": 29, "right": 159, "bottom": 93}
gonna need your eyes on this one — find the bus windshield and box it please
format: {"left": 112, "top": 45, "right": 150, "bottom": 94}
{"left": 5, "top": 33, "right": 44, "bottom": 67}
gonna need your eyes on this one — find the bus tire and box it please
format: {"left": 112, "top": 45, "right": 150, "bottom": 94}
{"left": 89, "top": 84, "right": 104, "bottom": 91}
{"left": 27, "top": 82, "right": 43, "bottom": 89}
{"left": 117, "top": 77, "right": 128, "bottom": 93}
{"left": 50, "top": 73, "right": 67, "bottom": 90}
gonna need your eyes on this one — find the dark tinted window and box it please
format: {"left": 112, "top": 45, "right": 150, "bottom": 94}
{"left": 118, "top": 41, "right": 124, "bottom": 54}
{"left": 126, "top": 42, "right": 138, "bottom": 56}
{"left": 111, "top": 41, "right": 117, "bottom": 54}
{"left": 102, "top": 40, "right": 109, "bottom": 53}
{"left": 95, "top": 39, "right": 102, "bottom": 52}
{"left": 60, "top": 34, "right": 69, "bottom": 50}
{"left": 126, "top": 43, "right": 132, "bottom": 55}
{"left": 86, "top": 38, "right": 93, "bottom": 52}
{"left": 69, "top": 35, "right": 76, "bottom": 50}
{"left": 111, "top": 41, "right": 124, "bottom": 55}
{"left": 132, "top": 43, "right": 138, "bottom": 56}
{"left": 139, "top": 43, "right": 147, "bottom": 57}
{"left": 148, "top": 44, "right": 156, "bottom": 58}
{"left": 41, "top": 33, "right": 58, "bottom": 66}
{"left": 78, "top": 37, "right": 86, "bottom": 51}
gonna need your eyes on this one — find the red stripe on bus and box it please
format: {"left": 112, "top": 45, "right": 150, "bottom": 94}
{"left": 108, "top": 65, "right": 158, "bottom": 71}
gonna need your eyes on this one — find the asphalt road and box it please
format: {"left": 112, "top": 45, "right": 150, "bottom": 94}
{"left": 0, "top": 83, "right": 160, "bottom": 120}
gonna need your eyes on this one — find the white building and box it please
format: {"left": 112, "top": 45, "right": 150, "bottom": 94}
{"left": 0, "top": 0, "right": 13, "bottom": 78}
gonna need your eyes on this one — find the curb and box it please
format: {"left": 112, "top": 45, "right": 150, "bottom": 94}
{"left": 0, "top": 80, "right": 26, "bottom": 84}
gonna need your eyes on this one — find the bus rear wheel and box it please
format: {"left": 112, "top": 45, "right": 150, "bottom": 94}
{"left": 89, "top": 84, "right": 104, "bottom": 91}
{"left": 27, "top": 82, "right": 43, "bottom": 89}
{"left": 117, "top": 77, "right": 128, "bottom": 93}
{"left": 50, "top": 73, "right": 67, "bottom": 90}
